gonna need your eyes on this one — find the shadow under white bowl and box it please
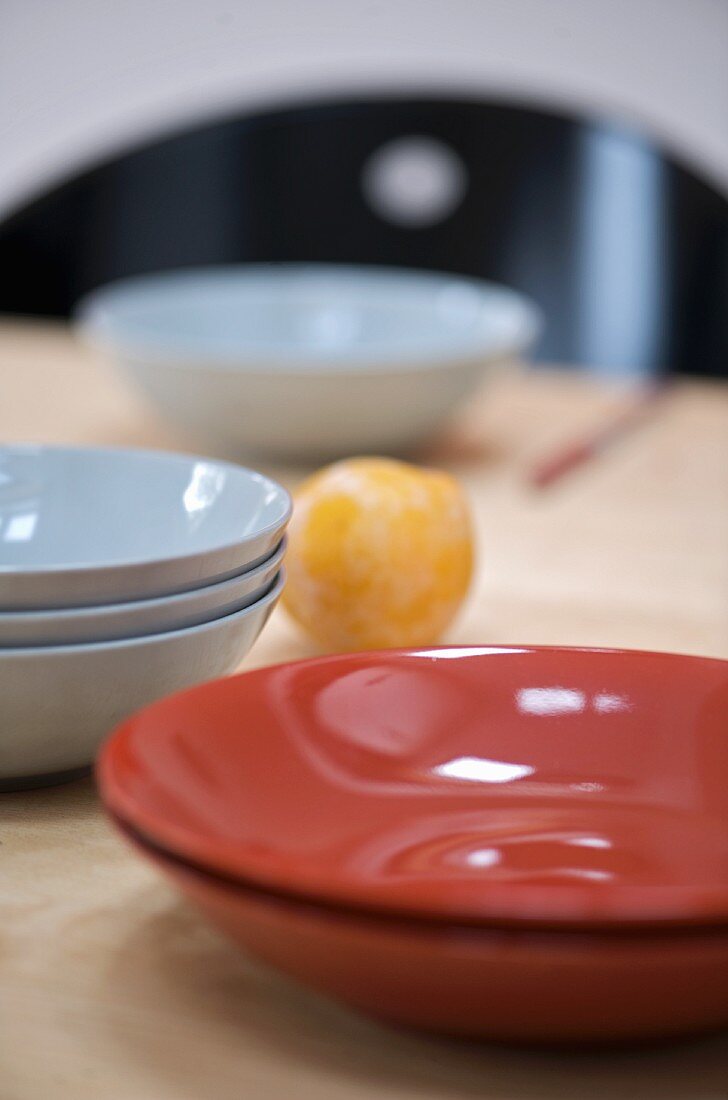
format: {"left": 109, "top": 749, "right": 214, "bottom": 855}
{"left": 0, "top": 570, "right": 284, "bottom": 790}
{"left": 0, "top": 444, "right": 291, "bottom": 609}
{"left": 0, "top": 540, "right": 284, "bottom": 646}
{"left": 76, "top": 264, "right": 542, "bottom": 462}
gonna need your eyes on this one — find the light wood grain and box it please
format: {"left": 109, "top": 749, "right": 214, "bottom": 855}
{"left": 1, "top": 320, "right": 727, "bottom": 1100}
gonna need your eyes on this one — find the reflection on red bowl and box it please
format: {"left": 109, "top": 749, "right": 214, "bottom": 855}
{"left": 99, "top": 646, "right": 728, "bottom": 931}
{"left": 117, "top": 817, "right": 728, "bottom": 1044}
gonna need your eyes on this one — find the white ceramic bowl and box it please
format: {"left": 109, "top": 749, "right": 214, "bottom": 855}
{"left": 0, "top": 539, "right": 284, "bottom": 646}
{"left": 0, "top": 444, "right": 291, "bottom": 609}
{"left": 0, "top": 570, "right": 284, "bottom": 789}
{"left": 76, "top": 264, "right": 541, "bottom": 462}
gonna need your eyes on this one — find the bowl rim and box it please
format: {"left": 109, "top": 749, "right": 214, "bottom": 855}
{"left": 0, "top": 536, "right": 286, "bottom": 626}
{"left": 97, "top": 643, "right": 728, "bottom": 933}
{"left": 0, "top": 568, "right": 285, "bottom": 657}
{"left": 112, "top": 808, "right": 728, "bottom": 940}
{"left": 74, "top": 262, "right": 543, "bottom": 373}
{"left": 0, "top": 443, "right": 292, "bottom": 578}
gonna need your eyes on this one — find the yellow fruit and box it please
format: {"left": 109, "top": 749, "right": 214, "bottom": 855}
{"left": 283, "top": 457, "right": 474, "bottom": 650}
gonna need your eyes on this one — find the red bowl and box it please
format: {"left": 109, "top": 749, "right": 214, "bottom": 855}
{"left": 117, "top": 816, "right": 728, "bottom": 1044}
{"left": 98, "top": 646, "right": 728, "bottom": 931}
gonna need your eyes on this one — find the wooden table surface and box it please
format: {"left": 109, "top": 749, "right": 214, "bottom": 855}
{"left": 1, "top": 319, "right": 727, "bottom": 1100}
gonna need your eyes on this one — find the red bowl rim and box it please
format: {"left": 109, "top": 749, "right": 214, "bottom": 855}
{"left": 97, "top": 643, "right": 728, "bottom": 933}
{"left": 112, "top": 808, "right": 728, "bottom": 939}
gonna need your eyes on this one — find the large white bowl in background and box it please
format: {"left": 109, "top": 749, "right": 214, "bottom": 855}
{"left": 0, "top": 570, "right": 285, "bottom": 790}
{"left": 0, "top": 444, "right": 291, "bottom": 609}
{"left": 0, "top": 539, "right": 284, "bottom": 646}
{"left": 76, "top": 264, "right": 541, "bottom": 462}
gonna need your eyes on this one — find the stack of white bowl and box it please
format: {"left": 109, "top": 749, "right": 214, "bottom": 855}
{"left": 0, "top": 443, "right": 290, "bottom": 791}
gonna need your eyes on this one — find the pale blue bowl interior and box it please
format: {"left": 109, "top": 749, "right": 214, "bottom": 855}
{"left": 77, "top": 264, "right": 542, "bottom": 369}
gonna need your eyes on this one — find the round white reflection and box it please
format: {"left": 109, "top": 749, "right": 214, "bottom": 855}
{"left": 362, "top": 135, "right": 468, "bottom": 228}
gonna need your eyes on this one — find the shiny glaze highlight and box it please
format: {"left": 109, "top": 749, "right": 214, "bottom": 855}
{"left": 99, "top": 646, "right": 728, "bottom": 929}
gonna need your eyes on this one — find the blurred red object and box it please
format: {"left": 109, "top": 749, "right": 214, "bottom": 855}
{"left": 530, "top": 383, "right": 666, "bottom": 489}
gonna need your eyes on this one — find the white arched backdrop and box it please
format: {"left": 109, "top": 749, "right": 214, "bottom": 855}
{"left": 1, "top": 0, "right": 727, "bottom": 220}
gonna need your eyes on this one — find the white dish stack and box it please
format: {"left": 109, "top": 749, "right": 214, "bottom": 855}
{"left": 0, "top": 444, "right": 290, "bottom": 791}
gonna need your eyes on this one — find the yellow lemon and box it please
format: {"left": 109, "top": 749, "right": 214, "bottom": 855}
{"left": 283, "top": 457, "right": 474, "bottom": 650}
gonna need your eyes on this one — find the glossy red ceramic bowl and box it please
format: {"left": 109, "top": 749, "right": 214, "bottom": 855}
{"left": 117, "top": 817, "right": 728, "bottom": 1044}
{"left": 99, "top": 646, "right": 728, "bottom": 932}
